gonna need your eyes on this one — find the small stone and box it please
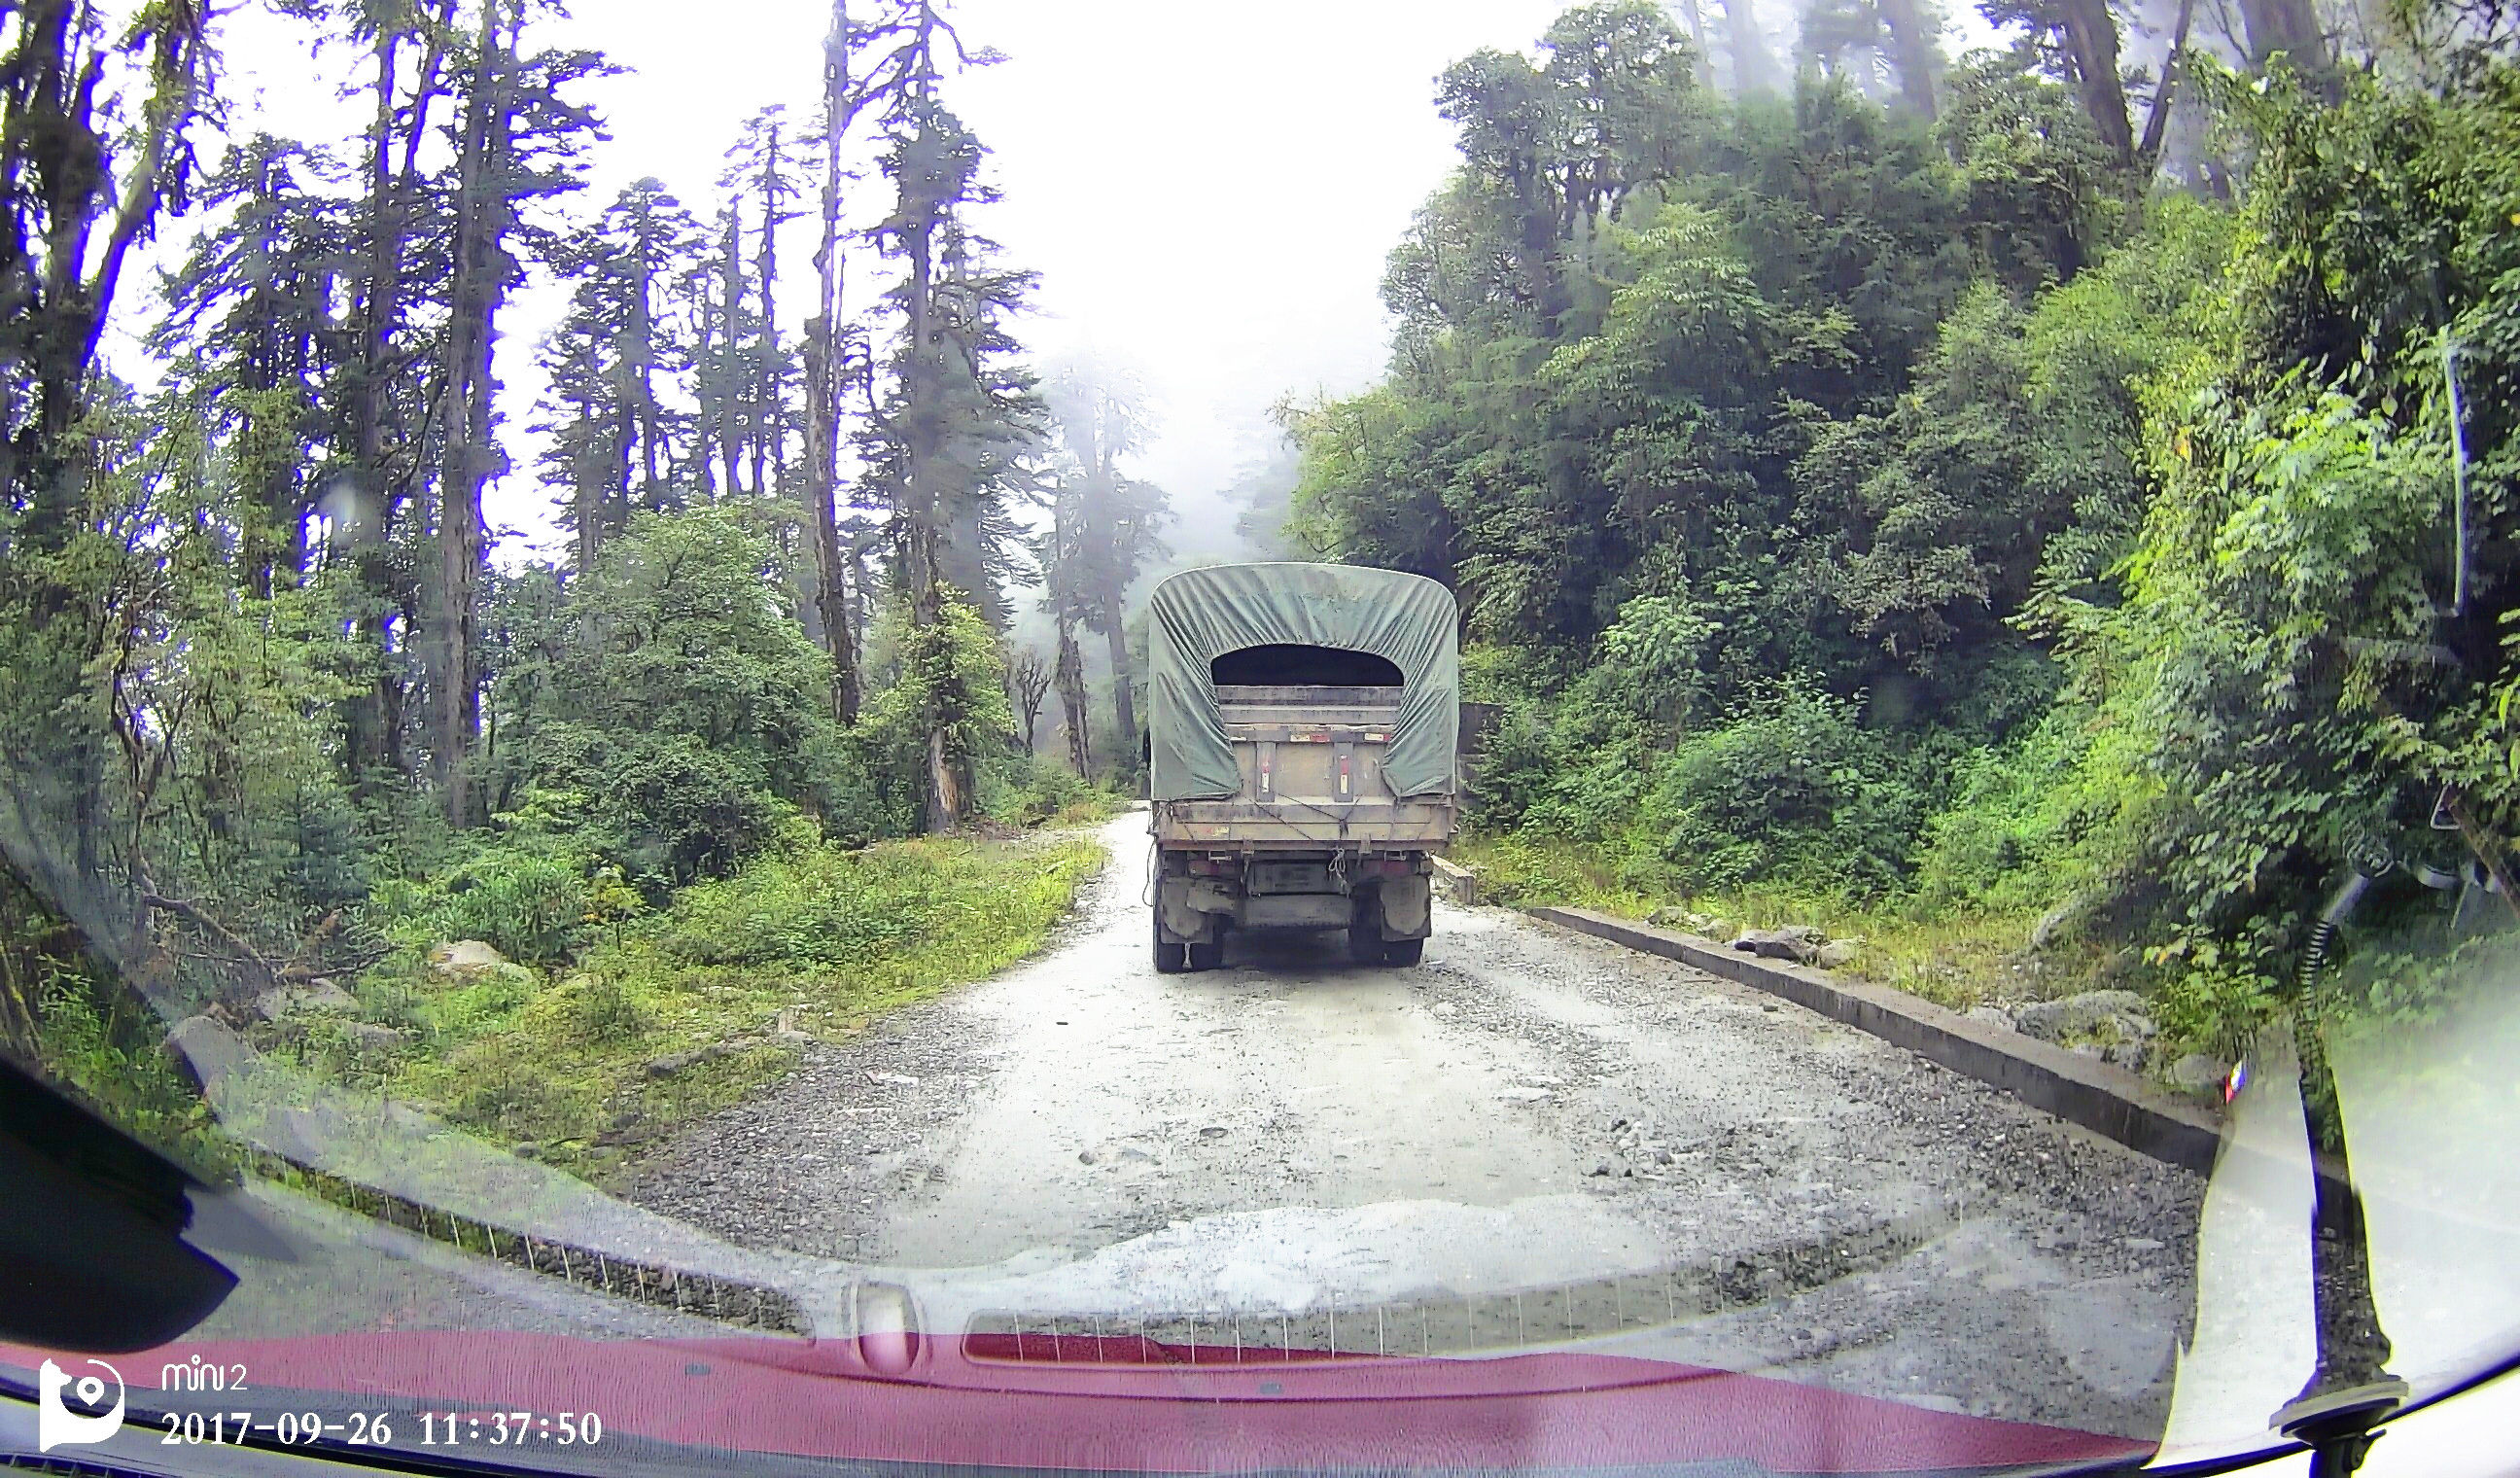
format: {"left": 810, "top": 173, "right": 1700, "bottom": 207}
{"left": 1077, "top": 1150, "right": 1099, "bottom": 1165}
{"left": 344, "top": 1022, "right": 408, "bottom": 1052}
{"left": 1736, "top": 930, "right": 1819, "bottom": 964}
{"left": 647, "top": 1044, "right": 730, "bottom": 1076}
{"left": 2122, "top": 1237, "right": 2165, "bottom": 1252}
{"left": 1591, "top": 1163, "right": 1612, "bottom": 1177}
{"left": 1200, "top": 1125, "right": 1228, "bottom": 1139}
{"left": 1498, "top": 1086, "right": 1553, "bottom": 1103}
{"left": 867, "top": 1071, "right": 920, "bottom": 1086}
{"left": 1813, "top": 942, "right": 1857, "bottom": 969}
{"left": 1761, "top": 1002, "right": 1779, "bottom": 1013}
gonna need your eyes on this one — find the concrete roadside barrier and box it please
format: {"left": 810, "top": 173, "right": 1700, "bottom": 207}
{"left": 1524, "top": 905, "right": 2234, "bottom": 1179}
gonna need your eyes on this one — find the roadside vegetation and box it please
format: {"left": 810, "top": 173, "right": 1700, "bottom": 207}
{"left": 0, "top": 3, "right": 1157, "bottom": 1166}
{"left": 298, "top": 829, "right": 1104, "bottom": 1177}
{"left": 2, "top": 504, "right": 1125, "bottom": 1173}
{"left": 1454, "top": 831, "right": 2108, "bottom": 1016}
{"left": 1291, "top": 3, "right": 2520, "bottom": 1073}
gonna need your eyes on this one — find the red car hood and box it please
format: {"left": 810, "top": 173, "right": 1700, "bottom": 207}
{"left": 7, "top": 1331, "right": 2151, "bottom": 1476}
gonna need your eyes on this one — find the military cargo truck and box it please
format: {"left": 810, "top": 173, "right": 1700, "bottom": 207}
{"left": 1144, "top": 562, "right": 1460, "bottom": 971}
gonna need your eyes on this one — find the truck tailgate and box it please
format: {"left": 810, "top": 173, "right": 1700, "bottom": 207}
{"left": 1154, "top": 685, "right": 1456, "bottom": 848}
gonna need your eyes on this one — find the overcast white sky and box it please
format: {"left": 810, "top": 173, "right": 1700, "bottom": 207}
{"left": 180, "top": 0, "right": 1597, "bottom": 561}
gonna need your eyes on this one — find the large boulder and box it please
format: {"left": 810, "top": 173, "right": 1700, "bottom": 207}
{"left": 2169, "top": 1053, "right": 2229, "bottom": 1095}
{"left": 164, "top": 1014, "right": 249, "bottom": 1091}
{"left": 342, "top": 1022, "right": 411, "bottom": 1053}
{"left": 2011, "top": 990, "right": 2154, "bottom": 1044}
{"left": 427, "top": 939, "right": 512, "bottom": 984}
{"left": 253, "top": 977, "right": 357, "bottom": 1022}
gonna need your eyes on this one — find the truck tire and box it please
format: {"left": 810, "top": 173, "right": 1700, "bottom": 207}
{"left": 1187, "top": 937, "right": 1224, "bottom": 971}
{"left": 1383, "top": 936, "right": 1424, "bottom": 967}
{"left": 1152, "top": 912, "right": 1188, "bottom": 974}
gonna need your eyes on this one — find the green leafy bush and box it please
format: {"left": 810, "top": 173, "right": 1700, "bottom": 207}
{"left": 1629, "top": 679, "right": 1934, "bottom": 897}
{"left": 489, "top": 507, "right": 842, "bottom": 881}
{"left": 29, "top": 964, "right": 227, "bottom": 1172}
{"left": 1908, "top": 703, "right": 2158, "bottom": 919}
{"left": 979, "top": 748, "right": 1116, "bottom": 827}
{"left": 368, "top": 835, "right": 599, "bottom": 966}
{"left": 648, "top": 842, "right": 939, "bottom": 969}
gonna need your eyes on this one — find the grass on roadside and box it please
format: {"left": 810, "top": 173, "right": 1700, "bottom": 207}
{"left": 296, "top": 830, "right": 1104, "bottom": 1179}
{"left": 1041, "top": 789, "right": 1133, "bottom": 828}
{"left": 1452, "top": 830, "right": 2118, "bottom": 1012}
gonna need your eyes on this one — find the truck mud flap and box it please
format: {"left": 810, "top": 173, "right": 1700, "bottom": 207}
{"left": 1158, "top": 878, "right": 1230, "bottom": 941}
{"left": 1379, "top": 873, "right": 1432, "bottom": 938}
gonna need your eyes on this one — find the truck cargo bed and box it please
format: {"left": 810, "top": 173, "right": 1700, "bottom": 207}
{"left": 1151, "top": 684, "right": 1457, "bottom": 850}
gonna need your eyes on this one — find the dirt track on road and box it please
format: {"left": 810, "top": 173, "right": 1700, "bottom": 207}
{"left": 626, "top": 810, "right": 2206, "bottom": 1434}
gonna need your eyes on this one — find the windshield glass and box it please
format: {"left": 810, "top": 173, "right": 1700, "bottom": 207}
{"left": 3, "top": 2, "right": 2516, "bottom": 1476}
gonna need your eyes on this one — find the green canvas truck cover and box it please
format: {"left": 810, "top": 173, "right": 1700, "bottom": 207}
{"left": 1147, "top": 562, "right": 1460, "bottom": 803}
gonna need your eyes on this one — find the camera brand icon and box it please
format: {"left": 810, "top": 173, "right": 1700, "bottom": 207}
{"left": 37, "top": 1358, "right": 125, "bottom": 1452}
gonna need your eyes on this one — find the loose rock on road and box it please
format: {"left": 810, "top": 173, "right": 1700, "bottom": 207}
{"left": 629, "top": 810, "right": 2204, "bottom": 1436}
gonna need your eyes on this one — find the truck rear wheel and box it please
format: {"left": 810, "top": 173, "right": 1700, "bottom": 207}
{"left": 1152, "top": 913, "right": 1188, "bottom": 974}
{"left": 1383, "top": 936, "right": 1423, "bottom": 967}
{"left": 1187, "top": 937, "right": 1224, "bottom": 971}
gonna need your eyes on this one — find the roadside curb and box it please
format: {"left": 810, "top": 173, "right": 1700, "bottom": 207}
{"left": 1429, "top": 855, "right": 1480, "bottom": 907}
{"left": 1521, "top": 905, "right": 2231, "bottom": 1179}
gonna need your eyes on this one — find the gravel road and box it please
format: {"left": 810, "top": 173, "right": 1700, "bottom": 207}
{"left": 627, "top": 810, "right": 2208, "bottom": 1436}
